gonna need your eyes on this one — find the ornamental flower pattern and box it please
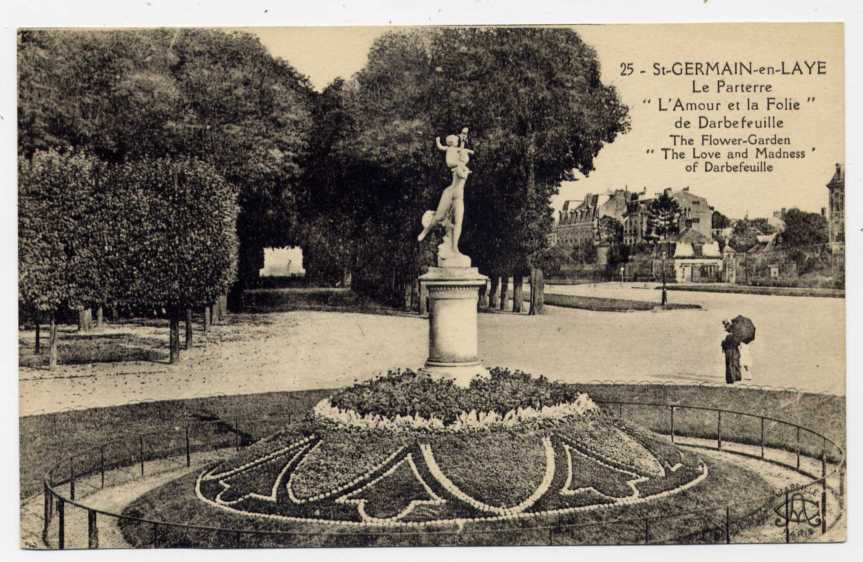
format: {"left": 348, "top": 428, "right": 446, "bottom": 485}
{"left": 196, "top": 425, "right": 708, "bottom": 527}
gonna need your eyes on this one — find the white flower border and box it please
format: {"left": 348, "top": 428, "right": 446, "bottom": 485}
{"left": 335, "top": 454, "right": 445, "bottom": 523}
{"left": 560, "top": 443, "right": 648, "bottom": 500}
{"left": 419, "top": 437, "right": 556, "bottom": 516}
{"left": 286, "top": 442, "right": 407, "bottom": 504}
{"left": 312, "top": 393, "right": 599, "bottom": 433}
{"left": 195, "top": 458, "right": 709, "bottom": 529}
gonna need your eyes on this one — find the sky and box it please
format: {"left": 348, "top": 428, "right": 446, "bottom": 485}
{"left": 247, "top": 23, "right": 843, "bottom": 219}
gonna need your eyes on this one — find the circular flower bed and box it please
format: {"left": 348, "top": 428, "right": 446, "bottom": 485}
{"left": 180, "top": 369, "right": 718, "bottom": 529}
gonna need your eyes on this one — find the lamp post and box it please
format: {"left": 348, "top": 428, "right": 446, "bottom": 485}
{"left": 660, "top": 248, "right": 668, "bottom": 306}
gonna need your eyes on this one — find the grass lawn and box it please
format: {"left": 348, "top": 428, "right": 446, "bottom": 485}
{"left": 19, "top": 389, "right": 332, "bottom": 500}
{"left": 544, "top": 293, "right": 701, "bottom": 312}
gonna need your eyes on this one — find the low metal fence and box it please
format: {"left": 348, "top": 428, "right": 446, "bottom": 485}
{"left": 39, "top": 400, "right": 845, "bottom": 548}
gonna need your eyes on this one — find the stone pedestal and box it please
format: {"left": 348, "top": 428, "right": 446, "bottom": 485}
{"left": 419, "top": 266, "right": 489, "bottom": 387}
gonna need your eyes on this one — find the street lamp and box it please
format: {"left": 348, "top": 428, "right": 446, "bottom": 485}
{"left": 660, "top": 248, "right": 668, "bottom": 306}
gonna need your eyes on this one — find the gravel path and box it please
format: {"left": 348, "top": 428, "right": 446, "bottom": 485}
{"left": 19, "top": 285, "right": 844, "bottom": 416}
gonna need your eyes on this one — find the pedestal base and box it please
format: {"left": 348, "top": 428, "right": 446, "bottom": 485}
{"left": 419, "top": 266, "right": 489, "bottom": 388}
{"left": 420, "top": 363, "right": 490, "bottom": 388}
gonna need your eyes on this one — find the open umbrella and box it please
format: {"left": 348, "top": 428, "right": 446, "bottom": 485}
{"left": 729, "top": 315, "right": 756, "bottom": 344}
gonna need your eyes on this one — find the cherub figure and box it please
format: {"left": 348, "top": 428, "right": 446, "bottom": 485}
{"left": 417, "top": 128, "right": 474, "bottom": 255}
{"left": 435, "top": 127, "right": 474, "bottom": 179}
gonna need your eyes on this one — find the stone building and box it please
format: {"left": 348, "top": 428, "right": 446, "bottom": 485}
{"left": 622, "top": 187, "right": 714, "bottom": 246}
{"left": 670, "top": 187, "right": 713, "bottom": 238}
{"left": 826, "top": 162, "right": 845, "bottom": 271}
{"left": 554, "top": 189, "right": 637, "bottom": 247}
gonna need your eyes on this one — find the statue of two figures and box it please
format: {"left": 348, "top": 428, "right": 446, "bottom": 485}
{"left": 417, "top": 127, "right": 474, "bottom": 268}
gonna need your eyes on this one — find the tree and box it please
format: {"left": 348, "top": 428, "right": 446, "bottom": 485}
{"left": 571, "top": 240, "right": 598, "bottom": 265}
{"left": 115, "top": 158, "right": 239, "bottom": 362}
{"left": 712, "top": 210, "right": 731, "bottom": 230}
{"left": 748, "top": 217, "right": 777, "bottom": 235}
{"left": 307, "top": 28, "right": 628, "bottom": 308}
{"left": 532, "top": 244, "right": 573, "bottom": 277}
{"left": 729, "top": 220, "right": 760, "bottom": 253}
{"left": 645, "top": 191, "right": 681, "bottom": 305}
{"left": 18, "top": 29, "right": 312, "bottom": 308}
{"left": 645, "top": 191, "right": 682, "bottom": 246}
{"left": 780, "top": 208, "right": 828, "bottom": 248}
{"left": 18, "top": 151, "right": 92, "bottom": 367}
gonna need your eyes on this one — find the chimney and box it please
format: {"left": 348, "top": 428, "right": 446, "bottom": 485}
{"left": 682, "top": 186, "right": 690, "bottom": 192}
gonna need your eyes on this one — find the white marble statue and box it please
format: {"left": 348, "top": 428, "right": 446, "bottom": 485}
{"left": 417, "top": 127, "right": 473, "bottom": 266}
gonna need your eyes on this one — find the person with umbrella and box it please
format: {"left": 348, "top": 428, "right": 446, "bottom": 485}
{"left": 721, "top": 315, "right": 756, "bottom": 384}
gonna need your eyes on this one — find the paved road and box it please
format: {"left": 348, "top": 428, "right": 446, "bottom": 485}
{"left": 19, "top": 285, "right": 844, "bottom": 416}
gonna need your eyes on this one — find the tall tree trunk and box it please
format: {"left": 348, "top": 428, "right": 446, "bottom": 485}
{"left": 185, "top": 308, "right": 193, "bottom": 349}
{"left": 203, "top": 306, "right": 210, "bottom": 333}
{"left": 478, "top": 282, "right": 488, "bottom": 309}
{"left": 48, "top": 314, "right": 58, "bottom": 369}
{"left": 34, "top": 319, "right": 41, "bottom": 355}
{"left": 210, "top": 303, "right": 218, "bottom": 325}
{"left": 410, "top": 278, "right": 419, "bottom": 312}
{"left": 499, "top": 276, "right": 509, "bottom": 311}
{"left": 169, "top": 308, "right": 180, "bottom": 364}
{"left": 403, "top": 281, "right": 412, "bottom": 310}
{"left": 95, "top": 305, "right": 104, "bottom": 328}
{"left": 111, "top": 304, "right": 118, "bottom": 322}
{"left": 488, "top": 275, "right": 499, "bottom": 309}
{"left": 78, "top": 309, "right": 87, "bottom": 332}
{"left": 529, "top": 267, "right": 545, "bottom": 315}
{"left": 219, "top": 294, "right": 228, "bottom": 319}
{"left": 513, "top": 273, "right": 524, "bottom": 313}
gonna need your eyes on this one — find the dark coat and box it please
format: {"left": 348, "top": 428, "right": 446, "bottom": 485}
{"left": 721, "top": 334, "right": 741, "bottom": 384}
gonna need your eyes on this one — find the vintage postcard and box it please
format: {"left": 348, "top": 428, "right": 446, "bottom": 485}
{"left": 15, "top": 21, "right": 846, "bottom": 550}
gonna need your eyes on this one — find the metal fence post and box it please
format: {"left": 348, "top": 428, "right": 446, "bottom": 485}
{"left": 152, "top": 522, "right": 159, "bottom": 548}
{"left": 69, "top": 457, "right": 76, "bottom": 501}
{"left": 839, "top": 461, "right": 846, "bottom": 509}
{"left": 42, "top": 482, "right": 50, "bottom": 538}
{"left": 760, "top": 417, "right": 766, "bottom": 459}
{"left": 643, "top": 517, "right": 650, "bottom": 544}
{"left": 795, "top": 426, "right": 801, "bottom": 470}
{"left": 140, "top": 434, "right": 145, "bottom": 477}
{"left": 185, "top": 423, "right": 191, "bottom": 467}
{"left": 235, "top": 418, "right": 241, "bottom": 451}
{"left": 619, "top": 403, "right": 624, "bottom": 419}
{"left": 717, "top": 411, "right": 722, "bottom": 450}
{"left": 725, "top": 506, "right": 731, "bottom": 544}
{"left": 821, "top": 452, "right": 828, "bottom": 534}
{"left": 670, "top": 406, "right": 675, "bottom": 443}
{"left": 57, "top": 497, "right": 65, "bottom": 550}
{"left": 784, "top": 490, "right": 790, "bottom": 543}
{"left": 88, "top": 509, "right": 98, "bottom": 549}
{"left": 100, "top": 445, "right": 105, "bottom": 489}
